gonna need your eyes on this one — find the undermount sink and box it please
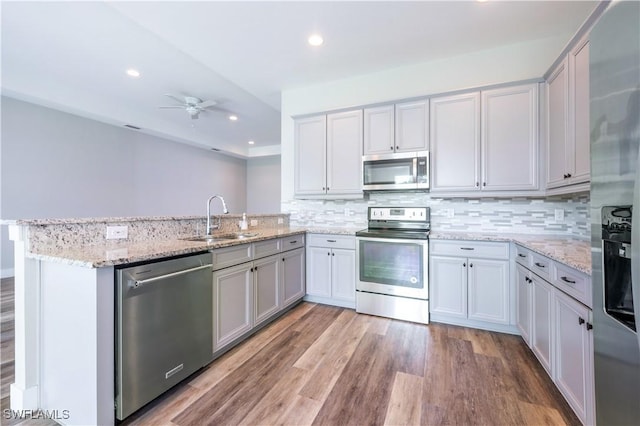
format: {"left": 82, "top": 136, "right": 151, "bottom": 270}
{"left": 181, "top": 232, "right": 258, "bottom": 242}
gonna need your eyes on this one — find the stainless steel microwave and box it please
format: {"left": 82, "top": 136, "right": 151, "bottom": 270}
{"left": 362, "top": 151, "right": 429, "bottom": 191}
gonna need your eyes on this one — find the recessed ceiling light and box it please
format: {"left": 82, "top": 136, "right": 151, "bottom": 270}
{"left": 229, "top": 115, "right": 238, "bottom": 121}
{"left": 126, "top": 68, "right": 140, "bottom": 78}
{"left": 308, "top": 34, "right": 324, "bottom": 47}
{"left": 248, "top": 140, "right": 255, "bottom": 145}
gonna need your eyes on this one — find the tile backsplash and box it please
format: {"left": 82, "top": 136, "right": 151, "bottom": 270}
{"left": 282, "top": 192, "right": 590, "bottom": 239}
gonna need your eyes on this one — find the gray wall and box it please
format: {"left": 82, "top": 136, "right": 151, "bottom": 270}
{"left": 246, "top": 156, "right": 281, "bottom": 214}
{"left": 0, "top": 97, "right": 247, "bottom": 276}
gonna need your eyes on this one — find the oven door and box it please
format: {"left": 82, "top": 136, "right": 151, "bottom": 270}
{"left": 356, "top": 236, "right": 428, "bottom": 300}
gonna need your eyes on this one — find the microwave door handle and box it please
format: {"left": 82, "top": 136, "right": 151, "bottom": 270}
{"left": 632, "top": 152, "right": 640, "bottom": 350}
{"left": 412, "top": 157, "right": 418, "bottom": 184}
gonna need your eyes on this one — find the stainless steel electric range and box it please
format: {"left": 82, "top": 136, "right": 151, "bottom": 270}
{"left": 355, "top": 206, "right": 430, "bottom": 324}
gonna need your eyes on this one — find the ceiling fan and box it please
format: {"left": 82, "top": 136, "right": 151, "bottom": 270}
{"left": 159, "top": 94, "right": 221, "bottom": 120}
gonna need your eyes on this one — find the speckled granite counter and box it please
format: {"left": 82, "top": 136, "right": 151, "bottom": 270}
{"left": 430, "top": 231, "right": 591, "bottom": 275}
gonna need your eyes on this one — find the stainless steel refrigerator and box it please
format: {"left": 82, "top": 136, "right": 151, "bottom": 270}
{"left": 591, "top": 1, "right": 640, "bottom": 424}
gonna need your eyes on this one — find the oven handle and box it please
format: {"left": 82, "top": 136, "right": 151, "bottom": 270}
{"left": 356, "top": 236, "right": 429, "bottom": 245}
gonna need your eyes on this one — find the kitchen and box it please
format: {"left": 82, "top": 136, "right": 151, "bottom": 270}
{"left": 1, "top": 1, "right": 639, "bottom": 425}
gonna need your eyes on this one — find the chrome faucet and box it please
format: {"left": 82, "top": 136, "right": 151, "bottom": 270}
{"left": 206, "top": 195, "right": 229, "bottom": 235}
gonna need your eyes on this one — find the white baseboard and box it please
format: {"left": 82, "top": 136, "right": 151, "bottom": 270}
{"left": 1, "top": 268, "right": 15, "bottom": 279}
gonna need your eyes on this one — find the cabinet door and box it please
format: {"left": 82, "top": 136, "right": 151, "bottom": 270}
{"left": 531, "top": 275, "right": 555, "bottom": 376}
{"left": 306, "top": 246, "right": 332, "bottom": 297}
{"left": 555, "top": 290, "right": 594, "bottom": 426}
{"left": 364, "top": 105, "right": 395, "bottom": 155}
{"left": 294, "top": 115, "right": 326, "bottom": 196}
{"left": 395, "top": 100, "right": 429, "bottom": 152}
{"left": 254, "top": 255, "right": 280, "bottom": 327}
{"left": 330, "top": 248, "right": 356, "bottom": 303}
{"left": 467, "top": 258, "right": 510, "bottom": 324}
{"left": 282, "top": 248, "right": 305, "bottom": 308}
{"left": 482, "top": 84, "right": 538, "bottom": 190}
{"left": 569, "top": 38, "right": 591, "bottom": 184}
{"left": 326, "top": 110, "right": 363, "bottom": 195}
{"left": 516, "top": 265, "right": 532, "bottom": 345}
{"left": 213, "top": 263, "right": 253, "bottom": 351}
{"left": 429, "top": 255, "right": 467, "bottom": 318}
{"left": 429, "top": 92, "right": 481, "bottom": 191}
{"left": 547, "top": 59, "right": 569, "bottom": 188}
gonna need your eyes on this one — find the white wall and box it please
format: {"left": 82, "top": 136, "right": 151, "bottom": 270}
{"left": 246, "top": 156, "right": 281, "bottom": 214}
{"left": 281, "top": 36, "right": 566, "bottom": 201}
{"left": 0, "top": 97, "right": 247, "bottom": 276}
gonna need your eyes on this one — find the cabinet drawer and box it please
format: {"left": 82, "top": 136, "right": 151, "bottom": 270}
{"left": 282, "top": 234, "right": 305, "bottom": 251}
{"left": 554, "top": 263, "right": 591, "bottom": 308}
{"left": 515, "top": 245, "right": 532, "bottom": 267}
{"left": 211, "top": 243, "right": 252, "bottom": 271}
{"left": 253, "top": 238, "right": 282, "bottom": 259}
{"left": 530, "top": 252, "right": 552, "bottom": 280}
{"left": 307, "top": 234, "right": 355, "bottom": 250}
{"left": 430, "top": 240, "right": 509, "bottom": 260}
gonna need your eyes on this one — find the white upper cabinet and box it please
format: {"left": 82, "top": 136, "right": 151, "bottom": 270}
{"left": 294, "top": 115, "right": 326, "bottom": 196}
{"left": 294, "top": 110, "right": 363, "bottom": 199}
{"left": 569, "top": 37, "right": 591, "bottom": 184}
{"left": 363, "top": 99, "right": 428, "bottom": 156}
{"left": 430, "top": 83, "right": 539, "bottom": 194}
{"left": 430, "top": 92, "right": 481, "bottom": 191}
{"left": 395, "top": 100, "right": 429, "bottom": 152}
{"left": 363, "top": 105, "right": 395, "bottom": 155}
{"left": 546, "top": 36, "right": 590, "bottom": 190}
{"left": 481, "top": 83, "right": 539, "bottom": 191}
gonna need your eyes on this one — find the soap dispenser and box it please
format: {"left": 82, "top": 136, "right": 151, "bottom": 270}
{"left": 239, "top": 213, "right": 248, "bottom": 230}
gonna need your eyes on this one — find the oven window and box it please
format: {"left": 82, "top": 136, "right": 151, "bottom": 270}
{"left": 359, "top": 240, "right": 423, "bottom": 288}
{"left": 363, "top": 159, "right": 414, "bottom": 185}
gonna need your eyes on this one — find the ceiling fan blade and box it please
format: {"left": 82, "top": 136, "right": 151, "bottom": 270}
{"left": 164, "top": 94, "right": 186, "bottom": 104}
{"left": 198, "top": 100, "right": 217, "bottom": 108}
{"left": 159, "top": 106, "right": 185, "bottom": 109}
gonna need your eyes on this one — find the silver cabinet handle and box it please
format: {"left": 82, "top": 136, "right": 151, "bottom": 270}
{"left": 289, "top": 240, "right": 298, "bottom": 244}
{"left": 561, "top": 276, "right": 576, "bottom": 284}
{"left": 518, "top": 253, "right": 526, "bottom": 258}
{"left": 327, "top": 239, "right": 337, "bottom": 243}
{"left": 460, "top": 247, "right": 475, "bottom": 250}
{"left": 133, "top": 264, "right": 212, "bottom": 287}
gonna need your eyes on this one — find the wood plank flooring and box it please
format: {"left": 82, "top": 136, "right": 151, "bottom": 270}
{"left": 0, "top": 277, "right": 580, "bottom": 425}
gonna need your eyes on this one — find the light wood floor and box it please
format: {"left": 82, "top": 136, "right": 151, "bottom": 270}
{"left": 0, "top": 277, "right": 580, "bottom": 425}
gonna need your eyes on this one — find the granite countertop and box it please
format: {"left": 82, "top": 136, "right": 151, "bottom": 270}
{"left": 28, "top": 228, "right": 307, "bottom": 268}
{"left": 430, "top": 231, "right": 591, "bottom": 275}
{"left": 24, "top": 226, "right": 360, "bottom": 268}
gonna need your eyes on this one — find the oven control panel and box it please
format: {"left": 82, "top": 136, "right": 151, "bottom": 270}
{"left": 368, "top": 207, "right": 429, "bottom": 222}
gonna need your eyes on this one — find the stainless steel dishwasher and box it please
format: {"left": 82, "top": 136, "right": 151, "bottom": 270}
{"left": 115, "top": 253, "right": 213, "bottom": 420}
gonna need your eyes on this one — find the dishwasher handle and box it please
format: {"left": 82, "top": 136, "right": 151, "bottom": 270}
{"left": 132, "top": 264, "right": 212, "bottom": 288}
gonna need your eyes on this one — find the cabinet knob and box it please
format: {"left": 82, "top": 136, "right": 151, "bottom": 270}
{"left": 469, "top": 263, "right": 473, "bottom": 268}
{"left": 332, "top": 253, "right": 335, "bottom": 256}
{"left": 578, "top": 317, "right": 585, "bottom": 325}
{"left": 476, "top": 182, "right": 479, "bottom": 187}
{"left": 395, "top": 146, "right": 399, "bottom": 150}
{"left": 282, "top": 258, "right": 285, "bottom": 262}
{"left": 327, "top": 252, "right": 331, "bottom": 256}
{"left": 322, "top": 187, "right": 326, "bottom": 190}
{"left": 463, "top": 263, "right": 466, "bottom": 267}
{"left": 390, "top": 146, "right": 394, "bottom": 150}
{"left": 483, "top": 182, "right": 486, "bottom": 187}
{"left": 567, "top": 173, "right": 572, "bottom": 178}
{"left": 586, "top": 322, "right": 593, "bottom": 330}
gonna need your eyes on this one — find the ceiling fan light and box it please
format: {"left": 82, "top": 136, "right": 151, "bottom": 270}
{"left": 248, "top": 140, "right": 255, "bottom": 145}
{"left": 229, "top": 115, "right": 238, "bottom": 121}
{"left": 126, "top": 68, "right": 140, "bottom": 78}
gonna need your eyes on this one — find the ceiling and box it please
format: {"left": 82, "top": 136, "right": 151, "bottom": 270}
{"left": 1, "top": 1, "right": 598, "bottom": 158}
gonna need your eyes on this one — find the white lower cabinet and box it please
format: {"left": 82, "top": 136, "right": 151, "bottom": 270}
{"left": 515, "top": 244, "right": 594, "bottom": 425}
{"left": 253, "top": 254, "right": 281, "bottom": 327}
{"left": 212, "top": 235, "right": 306, "bottom": 353}
{"left": 305, "top": 234, "right": 356, "bottom": 308}
{"left": 282, "top": 247, "right": 305, "bottom": 308}
{"left": 213, "top": 262, "right": 253, "bottom": 351}
{"left": 429, "top": 240, "right": 512, "bottom": 332}
{"left": 555, "top": 290, "right": 594, "bottom": 426}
